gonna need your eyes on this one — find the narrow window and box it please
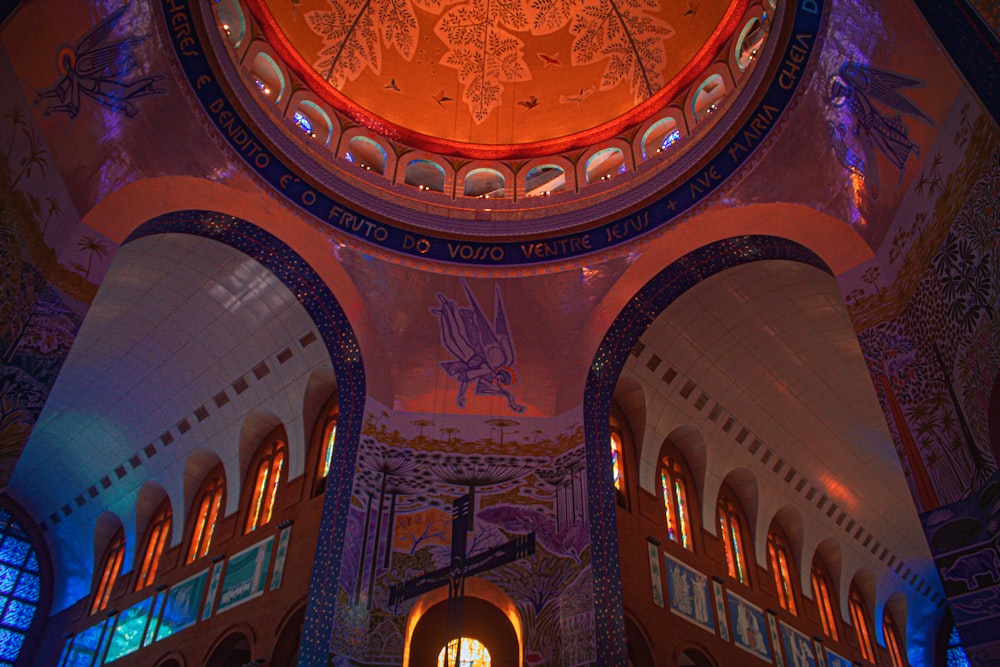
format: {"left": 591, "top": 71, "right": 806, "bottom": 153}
{"left": 245, "top": 441, "right": 285, "bottom": 533}
{"left": 718, "top": 496, "right": 748, "bottom": 584}
{"left": 811, "top": 560, "right": 839, "bottom": 641}
{"left": 767, "top": 529, "right": 796, "bottom": 614}
{"left": 91, "top": 529, "right": 124, "bottom": 614}
{"left": 135, "top": 500, "right": 171, "bottom": 591}
{"left": 610, "top": 432, "right": 623, "bottom": 493}
{"left": 320, "top": 414, "right": 337, "bottom": 480}
{"left": 0, "top": 507, "right": 43, "bottom": 662}
{"left": 187, "top": 472, "right": 225, "bottom": 563}
{"left": 884, "top": 611, "right": 906, "bottom": 667}
{"left": 660, "top": 456, "right": 692, "bottom": 550}
{"left": 849, "top": 586, "right": 876, "bottom": 663}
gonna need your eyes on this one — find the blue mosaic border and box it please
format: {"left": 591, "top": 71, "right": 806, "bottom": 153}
{"left": 125, "top": 212, "right": 365, "bottom": 667}
{"left": 583, "top": 235, "right": 830, "bottom": 664}
{"left": 161, "top": 0, "right": 824, "bottom": 267}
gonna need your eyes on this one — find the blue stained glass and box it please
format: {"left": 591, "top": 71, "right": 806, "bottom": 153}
{"left": 0, "top": 510, "right": 9, "bottom": 524}
{"left": 0, "top": 660, "right": 13, "bottom": 666}
{"left": 0, "top": 567, "right": 16, "bottom": 594}
{"left": 293, "top": 111, "right": 313, "bottom": 134}
{"left": 1, "top": 600, "right": 33, "bottom": 629}
{"left": 661, "top": 129, "right": 681, "bottom": 150}
{"left": 0, "top": 540, "right": 27, "bottom": 568}
{"left": 0, "top": 629, "right": 23, "bottom": 660}
{"left": 13, "top": 575, "right": 38, "bottom": 602}
{"left": 947, "top": 627, "right": 970, "bottom": 667}
{"left": 23, "top": 554, "right": 37, "bottom": 574}
{"left": 617, "top": 163, "right": 627, "bottom": 175}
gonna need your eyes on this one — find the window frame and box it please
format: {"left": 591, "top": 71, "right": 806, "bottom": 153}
{"left": 90, "top": 529, "right": 124, "bottom": 615}
{"left": 884, "top": 609, "right": 906, "bottom": 667}
{"left": 810, "top": 557, "right": 840, "bottom": 642}
{"left": 659, "top": 453, "right": 694, "bottom": 551}
{"left": 717, "top": 492, "right": 750, "bottom": 585}
{"left": 244, "top": 438, "right": 287, "bottom": 533}
{"left": 186, "top": 467, "right": 226, "bottom": 564}
{"left": 849, "top": 584, "right": 876, "bottom": 663}
{"left": 315, "top": 406, "right": 339, "bottom": 495}
{"left": 134, "top": 499, "right": 172, "bottom": 591}
{"left": 767, "top": 526, "right": 797, "bottom": 615}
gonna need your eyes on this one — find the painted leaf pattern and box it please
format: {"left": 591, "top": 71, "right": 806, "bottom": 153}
{"left": 436, "top": 0, "right": 531, "bottom": 123}
{"left": 570, "top": 0, "right": 674, "bottom": 102}
{"left": 527, "top": 0, "right": 578, "bottom": 35}
{"left": 306, "top": 0, "right": 419, "bottom": 88}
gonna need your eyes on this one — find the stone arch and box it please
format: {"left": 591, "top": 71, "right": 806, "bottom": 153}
{"left": 203, "top": 626, "right": 256, "bottom": 667}
{"left": 182, "top": 450, "right": 226, "bottom": 544}
{"left": 403, "top": 577, "right": 522, "bottom": 667}
{"left": 236, "top": 412, "right": 286, "bottom": 516}
{"left": 763, "top": 504, "right": 805, "bottom": 586}
{"left": 583, "top": 235, "right": 839, "bottom": 662}
{"left": 271, "top": 602, "right": 307, "bottom": 667}
{"left": 134, "top": 481, "right": 171, "bottom": 567}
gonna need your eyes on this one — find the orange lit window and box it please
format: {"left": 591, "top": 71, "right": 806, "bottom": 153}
{"left": 849, "top": 586, "right": 876, "bottom": 663}
{"left": 91, "top": 529, "right": 124, "bottom": 615}
{"left": 811, "top": 560, "right": 839, "bottom": 641}
{"left": 135, "top": 500, "right": 171, "bottom": 591}
{"left": 245, "top": 440, "right": 285, "bottom": 533}
{"left": 660, "top": 456, "right": 692, "bottom": 550}
{"left": 718, "top": 495, "right": 748, "bottom": 584}
{"left": 610, "top": 431, "right": 624, "bottom": 493}
{"left": 884, "top": 611, "right": 906, "bottom": 667}
{"left": 187, "top": 471, "right": 225, "bottom": 563}
{"left": 767, "top": 529, "right": 797, "bottom": 614}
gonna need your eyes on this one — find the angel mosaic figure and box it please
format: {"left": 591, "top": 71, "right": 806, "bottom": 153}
{"left": 36, "top": 3, "right": 164, "bottom": 119}
{"left": 432, "top": 281, "right": 524, "bottom": 413}
{"left": 826, "top": 62, "right": 934, "bottom": 198}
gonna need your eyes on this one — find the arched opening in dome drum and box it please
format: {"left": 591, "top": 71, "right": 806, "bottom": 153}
{"left": 405, "top": 160, "right": 446, "bottom": 193}
{"left": 463, "top": 168, "right": 505, "bottom": 199}
{"left": 346, "top": 137, "right": 387, "bottom": 175}
{"left": 293, "top": 101, "right": 333, "bottom": 145}
{"left": 250, "top": 52, "right": 285, "bottom": 104}
{"left": 525, "top": 165, "right": 566, "bottom": 196}
{"left": 585, "top": 148, "right": 625, "bottom": 184}
{"left": 692, "top": 74, "right": 725, "bottom": 123}
{"left": 213, "top": 0, "right": 246, "bottom": 49}
{"left": 641, "top": 118, "right": 681, "bottom": 160}
{"left": 736, "top": 18, "right": 767, "bottom": 71}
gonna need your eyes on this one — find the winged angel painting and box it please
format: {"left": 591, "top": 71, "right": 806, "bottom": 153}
{"left": 431, "top": 281, "right": 524, "bottom": 413}
{"left": 306, "top": 0, "right": 675, "bottom": 124}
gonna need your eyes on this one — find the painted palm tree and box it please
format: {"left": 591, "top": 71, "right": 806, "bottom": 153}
{"left": 9, "top": 126, "right": 47, "bottom": 191}
{"left": 2, "top": 106, "right": 25, "bottom": 163}
{"left": 42, "top": 197, "right": 59, "bottom": 235}
{"left": 76, "top": 234, "right": 110, "bottom": 280}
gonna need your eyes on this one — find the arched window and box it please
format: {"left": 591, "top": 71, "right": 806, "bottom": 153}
{"left": 438, "top": 637, "right": 491, "bottom": 667}
{"left": 692, "top": 74, "right": 725, "bottom": 123}
{"left": 849, "top": 585, "right": 876, "bottom": 663}
{"left": 660, "top": 455, "right": 692, "bottom": 550}
{"left": 610, "top": 431, "right": 624, "bottom": 494}
{"left": 346, "top": 136, "right": 387, "bottom": 174}
{"left": 717, "top": 494, "right": 749, "bottom": 584}
{"left": 767, "top": 528, "right": 796, "bottom": 614}
{"left": 585, "top": 147, "right": 625, "bottom": 183}
{"left": 884, "top": 610, "right": 906, "bottom": 667}
{"left": 0, "top": 507, "right": 43, "bottom": 663}
{"left": 946, "top": 625, "right": 970, "bottom": 666}
{"left": 135, "top": 500, "right": 171, "bottom": 591}
{"left": 405, "top": 159, "right": 447, "bottom": 193}
{"left": 525, "top": 164, "right": 566, "bottom": 196}
{"left": 315, "top": 406, "right": 338, "bottom": 495}
{"left": 245, "top": 439, "right": 286, "bottom": 533}
{"left": 186, "top": 468, "right": 225, "bottom": 563}
{"left": 811, "top": 558, "right": 839, "bottom": 641}
{"left": 464, "top": 168, "right": 505, "bottom": 198}
{"left": 91, "top": 529, "right": 124, "bottom": 614}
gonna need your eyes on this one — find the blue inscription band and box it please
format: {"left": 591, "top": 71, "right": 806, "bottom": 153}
{"left": 162, "top": 0, "right": 825, "bottom": 266}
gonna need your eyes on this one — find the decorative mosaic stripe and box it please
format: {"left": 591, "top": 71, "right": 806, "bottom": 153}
{"left": 160, "top": 0, "right": 825, "bottom": 266}
{"left": 583, "top": 236, "right": 829, "bottom": 663}
{"left": 125, "top": 212, "right": 366, "bottom": 665}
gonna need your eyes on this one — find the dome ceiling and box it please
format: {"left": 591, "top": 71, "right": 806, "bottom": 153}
{"left": 246, "top": 0, "right": 746, "bottom": 155}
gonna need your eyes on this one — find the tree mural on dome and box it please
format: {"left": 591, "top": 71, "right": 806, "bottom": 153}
{"left": 435, "top": 0, "right": 531, "bottom": 123}
{"left": 569, "top": 0, "right": 675, "bottom": 102}
{"left": 307, "top": 0, "right": 424, "bottom": 88}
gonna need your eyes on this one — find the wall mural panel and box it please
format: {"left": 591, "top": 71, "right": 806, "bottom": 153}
{"left": 329, "top": 401, "right": 593, "bottom": 666}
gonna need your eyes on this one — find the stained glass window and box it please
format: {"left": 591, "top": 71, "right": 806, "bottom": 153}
{"left": 660, "top": 456, "right": 692, "bottom": 550}
{"left": 848, "top": 586, "right": 875, "bottom": 663}
{"left": 811, "top": 559, "right": 839, "bottom": 641}
{"left": 245, "top": 440, "right": 286, "bottom": 533}
{"left": 320, "top": 413, "right": 338, "bottom": 480}
{"left": 135, "top": 500, "right": 171, "bottom": 591}
{"left": 187, "top": 470, "right": 225, "bottom": 563}
{"left": 91, "top": 529, "right": 124, "bottom": 615}
{"left": 884, "top": 610, "right": 906, "bottom": 667}
{"left": 292, "top": 111, "right": 313, "bottom": 135}
{"left": 0, "top": 508, "right": 41, "bottom": 666}
{"left": 718, "top": 496, "right": 748, "bottom": 584}
{"left": 767, "top": 530, "right": 797, "bottom": 614}
{"left": 610, "top": 432, "right": 623, "bottom": 493}
{"left": 437, "top": 637, "right": 491, "bottom": 667}
{"left": 661, "top": 129, "right": 681, "bottom": 150}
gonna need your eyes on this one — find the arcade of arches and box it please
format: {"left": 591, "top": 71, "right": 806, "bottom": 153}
{"left": 0, "top": 0, "right": 998, "bottom": 666}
